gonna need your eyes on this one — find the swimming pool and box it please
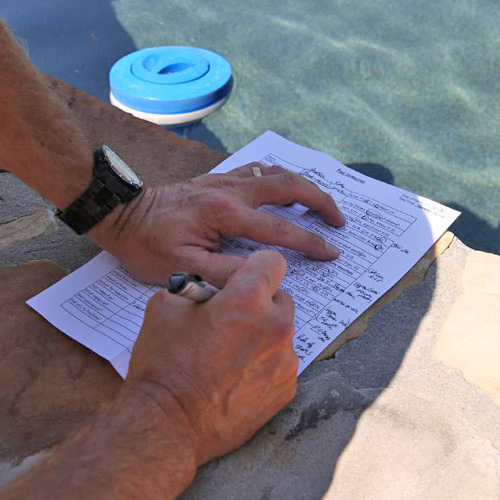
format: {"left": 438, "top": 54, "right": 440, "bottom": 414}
{"left": 3, "top": 0, "right": 499, "bottom": 253}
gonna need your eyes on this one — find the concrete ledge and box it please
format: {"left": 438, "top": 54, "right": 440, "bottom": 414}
{"left": 1, "top": 76, "right": 499, "bottom": 499}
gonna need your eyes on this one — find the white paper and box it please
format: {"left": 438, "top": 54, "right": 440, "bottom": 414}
{"left": 27, "top": 131, "right": 460, "bottom": 377}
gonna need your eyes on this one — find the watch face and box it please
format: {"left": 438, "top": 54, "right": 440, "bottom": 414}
{"left": 103, "top": 146, "right": 143, "bottom": 188}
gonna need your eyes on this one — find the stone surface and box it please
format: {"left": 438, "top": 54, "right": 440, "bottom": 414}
{"left": 323, "top": 388, "right": 500, "bottom": 500}
{"left": 1, "top": 76, "right": 500, "bottom": 499}
{"left": 41, "top": 74, "right": 227, "bottom": 189}
{"left": 435, "top": 250, "right": 500, "bottom": 405}
{"left": 177, "top": 238, "right": 500, "bottom": 500}
{"left": 0, "top": 210, "right": 57, "bottom": 250}
{"left": 0, "top": 260, "right": 121, "bottom": 464}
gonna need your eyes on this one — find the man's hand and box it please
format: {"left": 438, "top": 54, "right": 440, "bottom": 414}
{"left": 127, "top": 250, "right": 298, "bottom": 464}
{"left": 90, "top": 163, "right": 345, "bottom": 286}
{"left": 0, "top": 251, "right": 296, "bottom": 500}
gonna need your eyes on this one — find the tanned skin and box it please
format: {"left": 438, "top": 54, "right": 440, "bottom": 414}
{"left": 0, "top": 22, "right": 92, "bottom": 208}
{"left": 1, "top": 251, "right": 299, "bottom": 500}
{"left": 0, "top": 21, "right": 345, "bottom": 500}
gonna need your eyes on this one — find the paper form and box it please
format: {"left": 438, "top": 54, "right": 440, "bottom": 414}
{"left": 27, "top": 131, "right": 460, "bottom": 377}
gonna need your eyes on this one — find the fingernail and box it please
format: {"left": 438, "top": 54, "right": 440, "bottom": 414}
{"left": 338, "top": 211, "right": 346, "bottom": 226}
{"left": 326, "top": 243, "right": 340, "bottom": 259}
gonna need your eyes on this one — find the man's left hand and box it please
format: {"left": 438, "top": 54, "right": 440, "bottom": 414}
{"left": 90, "top": 163, "right": 346, "bottom": 285}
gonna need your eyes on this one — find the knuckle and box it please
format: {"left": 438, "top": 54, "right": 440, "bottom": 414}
{"left": 272, "top": 218, "right": 292, "bottom": 237}
{"left": 273, "top": 315, "right": 295, "bottom": 343}
{"left": 243, "top": 278, "right": 268, "bottom": 309}
{"left": 207, "top": 192, "right": 237, "bottom": 214}
{"left": 226, "top": 280, "right": 267, "bottom": 314}
{"left": 281, "top": 171, "right": 299, "bottom": 188}
{"left": 306, "top": 230, "right": 323, "bottom": 246}
{"left": 266, "top": 165, "right": 283, "bottom": 175}
{"left": 229, "top": 165, "right": 247, "bottom": 175}
{"left": 147, "top": 289, "right": 168, "bottom": 310}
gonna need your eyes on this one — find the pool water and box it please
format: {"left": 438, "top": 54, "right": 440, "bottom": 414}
{"left": 2, "top": 0, "right": 499, "bottom": 253}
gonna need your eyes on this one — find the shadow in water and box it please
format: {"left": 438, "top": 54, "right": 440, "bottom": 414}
{"left": 347, "top": 162, "right": 395, "bottom": 186}
{"left": 1, "top": 1, "right": 229, "bottom": 152}
{"left": 1, "top": 0, "right": 136, "bottom": 103}
{"left": 350, "top": 164, "right": 499, "bottom": 255}
{"left": 189, "top": 122, "right": 229, "bottom": 153}
{"left": 447, "top": 203, "right": 500, "bottom": 255}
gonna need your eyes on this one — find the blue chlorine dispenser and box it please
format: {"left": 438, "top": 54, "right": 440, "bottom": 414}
{"left": 110, "top": 46, "right": 233, "bottom": 138}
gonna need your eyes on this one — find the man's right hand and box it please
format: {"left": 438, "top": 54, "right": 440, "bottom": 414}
{"left": 126, "top": 250, "right": 298, "bottom": 465}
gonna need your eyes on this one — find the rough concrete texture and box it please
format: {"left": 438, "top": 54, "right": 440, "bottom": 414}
{"left": 0, "top": 173, "right": 99, "bottom": 271}
{"left": 2, "top": 77, "right": 500, "bottom": 498}
{"left": 435, "top": 250, "right": 500, "bottom": 405}
{"left": 0, "top": 260, "right": 121, "bottom": 464}
{"left": 0, "top": 210, "right": 57, "bottom": 250}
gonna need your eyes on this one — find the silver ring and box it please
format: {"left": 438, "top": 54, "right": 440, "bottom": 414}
{"left": 251, "top": 166, "right": 262, "bottom": 178}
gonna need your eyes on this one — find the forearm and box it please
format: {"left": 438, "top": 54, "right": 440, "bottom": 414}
{"left": 0, "top": 21, "right": 92, "bottom": 209}
{"left": 0, "top": 383, "right": 198, "bottom": 500}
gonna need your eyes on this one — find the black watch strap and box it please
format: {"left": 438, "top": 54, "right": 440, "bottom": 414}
{"left": 56, "top": 148, "right": 142, "bottom": 235}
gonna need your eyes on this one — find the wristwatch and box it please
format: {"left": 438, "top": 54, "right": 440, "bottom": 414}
{"left": 56, "top": 145, "right": 143, "bottom": 235}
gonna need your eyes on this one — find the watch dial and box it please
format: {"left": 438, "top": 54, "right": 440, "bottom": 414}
{"left": 103, "top": 146, "right": 143, "bottom": 187}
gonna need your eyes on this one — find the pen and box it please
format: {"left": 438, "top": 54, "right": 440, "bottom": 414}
{"left": 167, "top": 272, "right": 220, "bottom": 303}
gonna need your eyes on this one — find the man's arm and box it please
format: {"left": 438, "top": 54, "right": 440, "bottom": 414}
{"left": 0, "top": 387, "right": 197, "bottom": 500}
{"left": 0, "top": 251, "right": 298, "bottom": 500}
{"left": 0, "top": 21, "right": 93, "bottom": 210}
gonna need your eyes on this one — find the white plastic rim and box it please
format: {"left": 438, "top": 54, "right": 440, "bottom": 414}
{"left": 110, "top": 92, "right": 229, "bottom": 126}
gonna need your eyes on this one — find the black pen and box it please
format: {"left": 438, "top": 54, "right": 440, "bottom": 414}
{"left": 167, "top": 272, "right": 219, "bottom": 303}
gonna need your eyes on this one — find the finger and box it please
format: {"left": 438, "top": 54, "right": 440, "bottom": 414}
{"left": 272, "top": 289, "right": 295, "bottom": 318}
{"left": 226, "top": 209, "right": 340, "bottom": 260}
{"left": 226, "top": 249, "right": 287, "bottom": 296}
{"left": 243, "top": 173, "right": 346, "bottom": 227}
{"left": 271, "top": 291, "right": 296, "bottom": 341}
{"left": 228, "top": 162, "right": 279, "bottom": 178}
{"left": 145, "top": 288, "right": 189, "bottom": 318}
{"left": 180, "top": 248, "right": 248, "bottom": 288}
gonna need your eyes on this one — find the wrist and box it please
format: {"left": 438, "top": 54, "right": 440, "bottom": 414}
{"left": 20, "top": 381, "right": 200, "bottom": 500}
{"left": 123, "top": 378, "right": 201, "bottom": 451}
{"left": 111, "top": 381, "right": 200, "bottom": 495}
{"left": 56, "top": 145, "right": 144, "bottom": 235}
{"left": 87, "top": 185, "right": 153, "bottom": 246}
